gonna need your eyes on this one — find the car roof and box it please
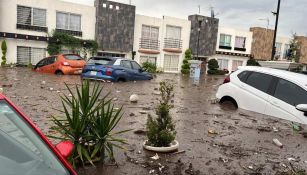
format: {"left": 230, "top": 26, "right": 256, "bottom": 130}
{"left": 238, "top": 66, "right": 307, "bottom": 88}
{"left": 90, "top": 57, "right": 133, "bottom": 61}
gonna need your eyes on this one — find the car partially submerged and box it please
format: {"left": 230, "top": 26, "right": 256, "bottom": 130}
{"left": 216, "top": 66, "right": 307, "bottom": 124}
{"left": 81, "top": 57, "right": 153, "bottom": 82}
{"left": 0, "top": 93, "right": 76, "bottom": 175}
{"left": 34, "top": 54, "right": 86, "bottom": 75}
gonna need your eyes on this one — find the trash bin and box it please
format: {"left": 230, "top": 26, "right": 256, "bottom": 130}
{"left": 188, "top": 60, "right": 202, "bottom": 78}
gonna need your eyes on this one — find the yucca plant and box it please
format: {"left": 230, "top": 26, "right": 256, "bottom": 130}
{"left": 49, "top": 80, "right": 129, "bottom": 167}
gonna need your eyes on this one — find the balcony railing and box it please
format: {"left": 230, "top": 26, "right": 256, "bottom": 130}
{"left": 139, "top": 38, "right": 160, "bottom": 50}
{"left": 164, "top": 38, "right": 182, "bottom": 49}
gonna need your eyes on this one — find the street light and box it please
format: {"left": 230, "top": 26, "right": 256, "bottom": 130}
{"left": 196, "top": 16, "right": 204, "bottom": 60}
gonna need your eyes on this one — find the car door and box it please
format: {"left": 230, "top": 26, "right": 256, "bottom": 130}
{"left": 265, "top": 78, "right": 307, "bottom": 124}
{"left": 34, "top": 58, "right": 48, "bottom": 72}
{"left": 240, "top": 71, "right": 273, "bottom": 114}
{"left": 43, "top": 56, "right": 57, "bottom": 73}
{"left": 130, "top": 61, "right": 147, "bottom": 80}
{"left": 120, "top": 60, "right": 134, "bottom": 80}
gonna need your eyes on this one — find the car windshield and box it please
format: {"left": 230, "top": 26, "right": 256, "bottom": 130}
{"left": 0, "top": 101, "right": 69, "bottom": 175}
{"left": 64, "top": 55, "right": 82, "bottom": 60}
{"left": 87, "top": 57, "right": 113, "bottom": 65}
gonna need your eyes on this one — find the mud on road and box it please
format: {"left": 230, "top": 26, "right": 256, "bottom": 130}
{"left": 0, "top": 67, "right": 307, "bottom": 175}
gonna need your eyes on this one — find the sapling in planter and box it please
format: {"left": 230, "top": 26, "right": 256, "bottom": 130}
{"left": 144, "top": 81, "right": 178, "bottom": 152}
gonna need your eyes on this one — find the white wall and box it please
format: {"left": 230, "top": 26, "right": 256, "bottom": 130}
{"left": 133, "top": 14, "right": 191, "bottom": 73}
{"left": 0, "top": 0, "right": 95, "bottom": 63}
{"left": 211, "top": 55, "right": 248, "bottom": 73}
{"left": 216, "top": 27, "right": 253, "bottom": 54}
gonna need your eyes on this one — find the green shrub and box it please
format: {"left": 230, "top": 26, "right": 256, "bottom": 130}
{"left": 50, "top": 80, "right": 129, "bottom": 167}
{"left": 142, "top": 61, "right": 157, "bottom": 73}
{"left": 181, "top": 63, "right": 190, "bottom": 70}
{"left": 208, "top": 59, "right": 219, "bottom": 71}
{"left": 247, "top": 59, "right": 261, "bottom": 66}
{"left": 1, "top": 40, "right": 7, "bottom": 66}
{"left": 181, "top": 49, "right": 192, "bottom": 75}
{"left": 146, "top": 81, "right": 176, "bottom": 147}
{"left": 181, "top": 69, "right": 190, "bottom": 74}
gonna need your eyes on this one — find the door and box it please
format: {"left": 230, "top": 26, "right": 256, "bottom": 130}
{"left": 265, "top": 78, "right": 307, "bottom": 124}
{"left": 120, "top": 60, "right": 134, "bottom": 80}
{"left": 130, "top": 61, "right": 147, "bottom": 80}
{"left": 240, "top": 72, "right": 273, "bottom": 114}
{"left": 34, "top": 58, "right": 48, "bottom": 72}
{"left": 43, "top": 57, "right": 57, "bottom": 73}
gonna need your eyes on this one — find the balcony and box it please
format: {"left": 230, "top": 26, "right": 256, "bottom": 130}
{"left": 55, "top": 29, "right": 82, "bottom": 37}
{"left": 138, "top": 38, "right": 160, "bottom": 54}
{"left": 219, "top": 45, "right": 232, "bottom": 50}
{"left": 163, "top": 38, "right": 182, "bottom": 53}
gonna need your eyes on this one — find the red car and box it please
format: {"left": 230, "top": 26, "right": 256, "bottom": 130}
{"left": 34, "top": 54, "right": 86, "bottom": 75}
{"left": 0, "top": 93, "right": 76, "bottom": 175}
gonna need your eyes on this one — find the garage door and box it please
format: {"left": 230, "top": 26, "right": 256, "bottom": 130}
{"left": 17, "top": 46, "right": 46, "bottom": 65}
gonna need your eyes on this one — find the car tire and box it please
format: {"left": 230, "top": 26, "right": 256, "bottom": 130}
{"left": 55, "top": 70, "right": 64, "bottom": 75}
{"left": 220, "top": 96, "right": 238, "bottom": 108}
{"left": 117, "top": 78, "right": 126, "bottom": 82}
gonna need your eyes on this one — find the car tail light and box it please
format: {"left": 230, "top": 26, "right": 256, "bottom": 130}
{"left": 106, "top": 68, "right": 112, "bottom": 76}
{"left": 62, "top": 62, "right": 70, "bottom": 66}
{"left": 223, "top": 75, "right": 230, "bottom": 84}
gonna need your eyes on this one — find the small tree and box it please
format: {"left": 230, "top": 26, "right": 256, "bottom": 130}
{"left": 181, "top": 49, "right": 192, "bottom": 74}
{"left": 288, "top": 33, "right": 300, "bottom": 63}
{"left": 142, "top": 61, "right": 157, "bottom": 73}
{"left": 207, "top": 59, "right": 219, "bottom": 74}
{"left": 1, "top": 40, "right": 7, "bottom": 66}
{"left": 146, "top": 81, "right": 176, "bottom": 147}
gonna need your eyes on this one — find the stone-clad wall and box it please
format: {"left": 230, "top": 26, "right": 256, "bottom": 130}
{"left": 188, "top": 15, "right": 219, "bottom": 57}
{"left": 296, "top": 36, "right": 307, "bottom": 64}
{"left": 95, "top": 0, "right": 135, "bottom": 52}
{"left": 250, "top": 27, "right": 274, "bottom": 60}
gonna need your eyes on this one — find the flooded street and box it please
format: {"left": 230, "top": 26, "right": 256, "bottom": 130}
{"left": 1, "top": 67, "right": 307, "bottom": 175}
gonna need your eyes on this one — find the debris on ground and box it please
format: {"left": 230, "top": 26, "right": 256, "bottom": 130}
{"left": 257, "top": 126, "right": 272, "bottom": 132}
{"left": 129, "top": 94, "right": 139, "bottom": 103}
{"left": 273, "top": 138, "right": 283, "bottom": 148}
{"left": 129, "top": 113, "right": 135, "bottom": 117}
{"left": 133, "top": 129, "right": 146, "bottom": 135}
{"left": 292, "top": 123, "right": 303, "bottom": 132}
{"left": 139, "top": 111, "right": 148, "bottom": 114}
{"left": 150, "top": 154, "right": 159, "bottom": 160}
{"left": 208, "top": 129, "right": 218, "bottom": 135}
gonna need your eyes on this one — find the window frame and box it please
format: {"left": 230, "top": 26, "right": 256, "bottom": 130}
{"left": 234, "top": 36, "right": 246, "bottom": 49}
{"left": 56, "top": 11, "right": 82, "bottom": 31}
{"left": 17, "top": 5, "right": 47, "bottom": 27}
{"left": 130, "top": 61, "right": 142, "bottom": 70}
{"left": 219, "top": 34, "right": 232, "bottom": 47}
{"left": 244, "top": 71, "right": 274, "bottom": 94}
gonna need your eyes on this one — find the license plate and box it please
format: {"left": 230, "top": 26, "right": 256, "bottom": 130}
{"left": 90, "top": 71, "right": 97, "bottom": 76}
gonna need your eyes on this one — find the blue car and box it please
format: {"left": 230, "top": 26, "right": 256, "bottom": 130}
{"left": 81, "top": 57, "right": 153, "bottom": 82}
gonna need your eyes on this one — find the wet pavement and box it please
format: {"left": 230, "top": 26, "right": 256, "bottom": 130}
{"left": 0, "top": 67, "right": 307, "bottom": 175}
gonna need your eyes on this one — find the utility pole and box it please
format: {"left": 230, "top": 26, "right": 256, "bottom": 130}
{"left": 271, "top": 0, "right": 281, "bottom": 60}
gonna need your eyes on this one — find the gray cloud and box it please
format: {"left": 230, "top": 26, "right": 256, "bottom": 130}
{"left": 64, "top": 0, "right": 307, "bottom": 37}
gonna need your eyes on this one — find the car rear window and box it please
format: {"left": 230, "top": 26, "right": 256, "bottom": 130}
{"left": 87, "top": 57, "right": 113, "bottom": 65}
{"left": 237, "top": 71, "right": 251, "bottom": 82}
{"left": 64, "top": 55, "right": 82, "bottom": 60}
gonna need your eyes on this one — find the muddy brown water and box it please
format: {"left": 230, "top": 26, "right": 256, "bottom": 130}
{"left": 0, "top": 67, "right": 307, "bottom": 175}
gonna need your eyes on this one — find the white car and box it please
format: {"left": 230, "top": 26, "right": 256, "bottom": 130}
{"left": 216, "top": 66, "right": 307, "bottom": 124}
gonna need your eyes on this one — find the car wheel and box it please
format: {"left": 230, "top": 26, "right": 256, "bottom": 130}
{"left": 220, "top": 96, "right": 238, "bottom": 108}
{"left": 55, "top": 70, "right": 64, "bottom": 75}
{"left": 117, "top": 78, "right": 126, "bottom": 82}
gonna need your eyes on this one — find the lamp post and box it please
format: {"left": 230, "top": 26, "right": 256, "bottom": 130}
{"left": 271, "top": 0, "right": 281, "bottom": 60}
{"left": 196, "top": 16, "right": 204, "bottom": 60}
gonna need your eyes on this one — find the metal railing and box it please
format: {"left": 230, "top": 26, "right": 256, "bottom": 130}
{"left": 164, "top": 38, "right": 182, "bottom": 49}
{"left": 139, "top": 38, "right": 160, "bottom": 50}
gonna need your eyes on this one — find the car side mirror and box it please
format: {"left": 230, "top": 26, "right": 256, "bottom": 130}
{"left": 139, "top": 68, "right": 144, "bottom": 72}
{"left": 55, "top": 141, "right": 74, "bottom": 159}
{"left": 296, "top": 104, "right": 307, "bottom": 116}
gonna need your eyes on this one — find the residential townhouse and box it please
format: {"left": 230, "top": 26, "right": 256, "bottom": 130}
{"left": 0, "top": 0, "right": 95, "bottom": 65}
{"left": 209, "top": 27, "right": 253, "bottom": 72}
{"left": 133, "top": 15, "right": 191, "bottom": 73}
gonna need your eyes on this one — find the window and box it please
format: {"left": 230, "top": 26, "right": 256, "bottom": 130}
{"left": 141, "top": 25, "right": 159, "bottom": 39}
{"left": 274, "top": 79, "right": 307, "bottom": 106}
{"left": 166, "top": 25, "right": 181, "bottom": 39}
{"left": 235, "top": 36, "right": 246, "bottom": 48}
{"left": 17, "top": 6, "right": 46, "bottom": 27}
{"left": 283, "top": 44, "right": 290, "bottom": 59}
{"left": 109, "top": 4, "right": 113, "bottom": 9}
{"left": 164, "top": 55, "right": 179, "bottom": 72}
{"left": 87, "top": 57, "right": 113, "bottom": 65}
{"left": 219, "top": 34, "right": 232, "bottom": 47}
{"left": 232, "top": 60, "right": 243, "bottom": 71}
{"left": 64, "top": 55, "right": 82, "bottom": 60}
{"left": 116, "top": 6, "right": 119, "bottom": 10}
{"left": 237, "top": 71, "right": 251, "bottom": 82}
{"left": 17, "top": 46, "right": 46, "bottom": 65}
{"left": 217, "top": 59, "right": 229, "bottom": 70}
{"left": 275, "top": 42, "right": 282, "bottom": 58}
{"left": 131, "top": 61, "right": 141, "bottom": 70}
{"left": 0, "top": 101, "right": 69, "bottom": 175}
{"left": 56, "top": 12, "right": 81, "bottom": 31}
{"left": 139, "top": 56, "right": 157, "bottom": 65}
{"left": 245, "top": 72, "right": 273, "bottom": 93}
{"left": 103, "top": 3, "right": 107, "bottom": 8}
{"left": 121, "top": 60, "right": 132, "bottom": 69}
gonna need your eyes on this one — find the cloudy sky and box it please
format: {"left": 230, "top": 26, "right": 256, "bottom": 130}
{"left": 64, "top": 0, "right": 307, "bottom": 37}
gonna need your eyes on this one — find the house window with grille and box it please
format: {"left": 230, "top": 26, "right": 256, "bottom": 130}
{"left": 17, "top": 5, "right": 47, "bottom": 31}
{"left": 164, "top": 55, "right": 179, "bottom": 72}
{"left": 217, "top": 59, "right": 229, "bottom": 70}
{"left": 235, "top": 37, "right": 246, "bottom": 48}
{"left": 17, "top": 46, "right": 46, "bottom": 65}
{"left": 232, "top": 60, "right": 243, "bottom": 71}
{"left": 139, "top": 56, "right": 157, "bottom": 65}
{"left": 56, "top": 12, "right": 81, "bottom": 31}
{"left": 165, "top": 25, "right": 182, "bottom": 48}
